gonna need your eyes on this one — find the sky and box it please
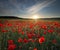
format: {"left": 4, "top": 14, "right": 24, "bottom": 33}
{"left": 0, "top": 0, "right": 60, "bottom": 18}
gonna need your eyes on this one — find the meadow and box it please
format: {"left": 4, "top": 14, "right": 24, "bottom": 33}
{"left": 0, "top": 19, "right": 60, "bottom": 50}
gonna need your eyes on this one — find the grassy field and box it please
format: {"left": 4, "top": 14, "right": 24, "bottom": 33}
{"left": 0, "top": 18, "right": 60, "bottom": 50}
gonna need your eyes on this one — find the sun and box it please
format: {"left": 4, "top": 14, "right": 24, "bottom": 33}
{"left": 32, "top": 15, "right": 40, "bottom": 19}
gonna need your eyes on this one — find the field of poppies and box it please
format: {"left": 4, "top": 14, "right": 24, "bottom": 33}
{"left": 0, "top": 19, "right": 60, "bottom": 50}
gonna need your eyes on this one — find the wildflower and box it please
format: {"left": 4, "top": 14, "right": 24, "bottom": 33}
{"left": 39, "top": 36, "right": 45, "bottom": 44}
{"left": 33, "top": 48, "right": 37, "bottom": 50}
{"left": 18, "top": 38, "right": 23, "bottom": 43}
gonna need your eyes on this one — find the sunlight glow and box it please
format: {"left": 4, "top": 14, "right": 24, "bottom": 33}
{"left": 32, "top": 15, "right": 40, "bottom": 19}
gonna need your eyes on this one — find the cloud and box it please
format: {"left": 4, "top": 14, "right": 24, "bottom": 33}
{"left": 0, "top": 0, "right": 56, "bottom": 18}
{"left": 26, "top": 0, "right": 56, "bottom": 14}
{"left": 8, "top": 0, "right": 26, "bottom": 13}
{"left": 7, "top": 0, "right": 56, "bottom": 15}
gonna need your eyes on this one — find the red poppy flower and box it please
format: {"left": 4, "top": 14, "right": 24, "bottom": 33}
{"left": 8, "top": 44, "right": 16, "bottom": 50}
{"left": 27, "top": 33, "right": 32, "bottom": 39}
{"left": 1, "top": 30, "right": 8, "bottom": 33}
{"left": 41, "top": 25, "right": 47, "bottom": 30}
{"left": 18, "top": 29, "right": 22, "bottom": 33}
{"left": 7, "top": 23, "right": 12, "bottom": 27}
{"left": 23, "top": 38, "right": 28, "bottom": 43}
{"left": 0, "top": 23, "right": 3, "bottom": 27}
{"left": 54, "top": 22, "right": 58, "bottom": 25}
{"left": 21, "top": 31, "right": 24, "bottom": 35}
{"left": 43, "top": 31, "right": 46, "bottom": 35}
{"left": 33, "top": 48, "right": 37, "bottom": 50}
{"left": 52, "top": 39, "right": 57, "bottom": 44}
{"left": 48, "top": 29, "right": 54, "bottom": 33}
{"left": 39, "top": 36, "right": 45, "bottom": 44}
{"left": 29, "top": 24, "right": 34, "bottom": 29}
{"left": 18, "top": 38, "right": 23, "bottom": 43}
{"left": 8, "top": 40, "right": 14, "bottom": 45}
{"left": 50, "top": 26, "right": 54, "bottom": 29}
